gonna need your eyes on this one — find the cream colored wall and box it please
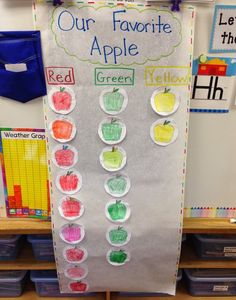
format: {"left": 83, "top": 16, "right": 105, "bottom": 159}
{"left": 0, "top": 0, "right": 236, "bottom": 212}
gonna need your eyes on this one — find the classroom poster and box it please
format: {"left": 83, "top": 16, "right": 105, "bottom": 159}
{"left": 0, "top": 128, "right": 50, "bottom": 219}
{"left": 35, "top": 0, "right": 194, "bottom": 293}
{"left": 190, "top": 55, "right": 236, "bottom": 113}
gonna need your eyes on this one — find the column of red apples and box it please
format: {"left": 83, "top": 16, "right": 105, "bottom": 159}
{"left": 48, "top": 86, "right": 89, "bottom": 293}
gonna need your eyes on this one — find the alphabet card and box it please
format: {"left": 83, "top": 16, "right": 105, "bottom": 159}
{"left": 190, "top": 55, "right": 236, "bottom": 113}
{"left": 34, "top": 0, "right": 195, "bottom": 294}
{"left": 210, "top": 5, "right": 236, "bottom": 53}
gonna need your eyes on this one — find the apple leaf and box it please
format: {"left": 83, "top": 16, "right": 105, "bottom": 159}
{"left": 66, "top": 171, "right": 73, "bottom": 176}
{"left": 60, "top": 87, "right": 65, "bottom": 92}
{"left": 164, "top": 87, "right": 171, "bottom": 93}
{"left": 113, "top": 88, "right": 119, "bottom": 93}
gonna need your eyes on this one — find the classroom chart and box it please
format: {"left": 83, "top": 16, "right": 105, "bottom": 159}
{"left": 0, "top": 128, "right": 50, "bottom": 219}
{"left": 35, "top": 0, "right": 195, "bottom": 294}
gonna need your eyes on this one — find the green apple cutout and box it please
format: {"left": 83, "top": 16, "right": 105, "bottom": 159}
{"left": 100, "top": 87, "right": 128, "bottom": 115}
{"left": 107, "top": 249, "right": 130, "bottom": 266}
{"left": 100, "top": 146, "right": 126, "bottom": 172}
{"left": 150, "top": 118, "right": 178, "bottom": 146}
{"left": 104, "top": 174, "right": 131, "bottom": 197}
{"left": 107, "top": 226, "right": 131, "bottom": 246}
{"left": 105, "top": 200, "right": 130, "bottom": 223}
{"left": 151, "top": 87, "right": 180, "bottom": 116}
{"left": 98, "top": 117, "right": 126, "bottom": 145}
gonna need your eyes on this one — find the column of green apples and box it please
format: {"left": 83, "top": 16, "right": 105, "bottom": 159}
{"left": 98, "top": 87, "right": 131, "bottom": 266}
{"left": 47, "top": 86, "right": 89, "bottom": 293}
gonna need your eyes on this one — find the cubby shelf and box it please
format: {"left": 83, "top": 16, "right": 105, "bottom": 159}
{"left": 8, "top": 284, "right": 105, "bottom": 300}
{"left": 111, "top": 284, "right": 236, "bottom": 300}
{"left": 0, "top": 217, "right": 236, "bottom": 234}
{"left": 1, "top": 217, "right": 236, "bottom": 300}
{"left": 1, "top": 240, "right": 236, "bottom": 271}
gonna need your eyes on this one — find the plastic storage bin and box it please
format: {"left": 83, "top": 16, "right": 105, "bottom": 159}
{"left": 30, "top": 270, "right": 95, "bottom": 297}
{"left": 0, "top": 235, "right": 22, "bottom": 261}
{"left": 0, "top": 270, "right": 27, "bottom": 297}
{"left": 118, "top": 269, "right": 182, "bottom": 296}
{"left": 193, "top": 234, "right": 236, "bottom": 259}
{"left": 185, "top": 269, "right": 236, "bottom": 296}
{"left": 27, "top": 235, "right": 54, "bottom": 261}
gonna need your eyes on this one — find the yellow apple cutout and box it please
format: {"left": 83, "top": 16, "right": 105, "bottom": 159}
{"left": 150, "top": 119, "right": 178, "bottom": 146}
{"left": 151, "top": 87, "right": 180, "bottom": 116}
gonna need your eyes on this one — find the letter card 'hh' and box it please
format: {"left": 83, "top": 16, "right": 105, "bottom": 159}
{"left": 34, "top": 0, "right": 195, "bottom": 294}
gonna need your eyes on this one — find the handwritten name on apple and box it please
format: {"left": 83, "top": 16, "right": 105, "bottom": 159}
{"left": 52, "top": 6, "right": 181, "bottom": 65}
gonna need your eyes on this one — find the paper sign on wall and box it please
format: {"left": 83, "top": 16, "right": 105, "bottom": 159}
{"left": 0, "top": 128, "right": 50, "bottom": 219}
{"left": 190, "top": 55, "right": 236, "bottom": 113}
{"left": 210, "top": 5, "right": 236, "bottom": 53}
{"left": 34, "top": 0, "right": 194, "bottom": 294}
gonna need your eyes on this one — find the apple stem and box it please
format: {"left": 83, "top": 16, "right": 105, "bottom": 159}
{"left": 63, "top": 145, "right": 68, "bottom": 150}
{"left": 164, "top": 120, "right": 171, "bottom": 126}
{"left": 116, "top": 174, "right": 121, "bottom": 179}
{"left": 118, "top": 226, "right": 123, "bottom": 230}
{"left": 116, "top": 200, "right": 121, "bottom": 204}
{"left": 60, "top": 87, "right": 65, "bottom": 92}
{"left": 113, "top": 88, "right": 119, "bottom": 93}
{"left": 164, "top": 87, "right": 171, "bottom": 93}
{"left": 112, "top": 147, "right": 116, "bottom": 152}
{"left": 67, "top": 171, "right": 73, "bottom": 176}
{"left": 111, "top": 118, "right": 116, "bottom": 124}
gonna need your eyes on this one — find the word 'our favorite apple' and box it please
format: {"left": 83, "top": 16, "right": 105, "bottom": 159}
{"left": 109, "top": 249, "right": 128, "bottom": 264}
{"left": 109, "top": 226, "right": 128, "bottom": 245}
{"left": 154, "top": 120, "right": 174, "bottom": 143}
{"left": 59, "top": 171, "right": 79, "bottom": 193}
{"left": 55, "top": 145, "right": 75, "bottom": 168}
{"left": 52, "top": 87, "right": 72, "bottom": 111}
{"left": 51, "top": 119, "right": 74, "bottom": 141}
{"left": 101, "top": 119, "right": 122, "bottom": 142}
{"left": 61, "top": 197, "right": 82, "bottom": 218}
{"left": 65, "top": 247, "right": 86, "bottom": 263}
{"left": 103, "top": 88, "right": 124, "bottom": 112}
{"left": 108, "top": 200, "right": 127, "bottom": 221}
{"left": 107, "top": 175, "right": 127, "bottom": 195}
{"left": 103, "top": 147, "right": 124, "bottom": 170}
{"left": 154, "top": 88, "right": 176, "bottom": 113}
{"left": 69, "top": 281, "right": 88, "bottom": 292}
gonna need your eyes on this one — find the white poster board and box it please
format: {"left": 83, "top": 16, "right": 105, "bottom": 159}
{"left": 35, "top": 0, "right": 194, "bottom": 294}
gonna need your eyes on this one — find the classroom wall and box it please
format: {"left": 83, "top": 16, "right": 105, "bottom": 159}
{"left": 0, "top": 0, "right": 236, "bottom": 210}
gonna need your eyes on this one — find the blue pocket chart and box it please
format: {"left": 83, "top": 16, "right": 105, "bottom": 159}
{"left": 0, "top": 31, "right": 47, "bottom": 103}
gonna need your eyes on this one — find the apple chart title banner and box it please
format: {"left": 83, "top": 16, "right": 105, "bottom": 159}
{"left": 52, "top": 6, "right": 182, "bottom": 65}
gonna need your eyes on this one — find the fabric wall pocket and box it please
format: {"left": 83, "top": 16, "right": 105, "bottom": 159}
{"left": 0, "top": 31, "right": 47, "bottom": 103}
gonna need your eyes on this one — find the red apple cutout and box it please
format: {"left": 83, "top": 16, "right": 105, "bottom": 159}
{"left": 56, "top": 170, "right": 82, "bottom": 194}
{"left": 65, "top": 265, "right": 88, "bottom": 280}
{"left": 49, "top": 86, "right": 76, "bottom": 114}
{"left": 52, "top": 145, "right": 78, "bottom": 169}
{"left": 60, "top": 223, "right": 85, "bottom": 244}
{"left": 69, "top": 281, "right": 88, "bottom": 293}
{"left": 64, "top": 246, "right": 88, "bottom": 263}
{"left": 59, "top": 196, "right": 84, "bottom": 221}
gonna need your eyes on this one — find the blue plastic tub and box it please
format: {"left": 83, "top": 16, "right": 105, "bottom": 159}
{"left": 0, "top": 270, "right": 27, "bottom": 297}
{"left": 118, "top": 269, "right": 182, "bottom": 296}
{"left": 185, "top": 269, "right": 236, "bottom": 296}
{"left": 193, "top": 234, "right": 236, "bottom": 259}
{"left": 30, "top": 270, "right": 94, "bottom": 297}
{"left": 0, "top": 235, "right": 22, "bottom": 261}
{"left": 27, "top": 235, "right": 54, "bottom": 261}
